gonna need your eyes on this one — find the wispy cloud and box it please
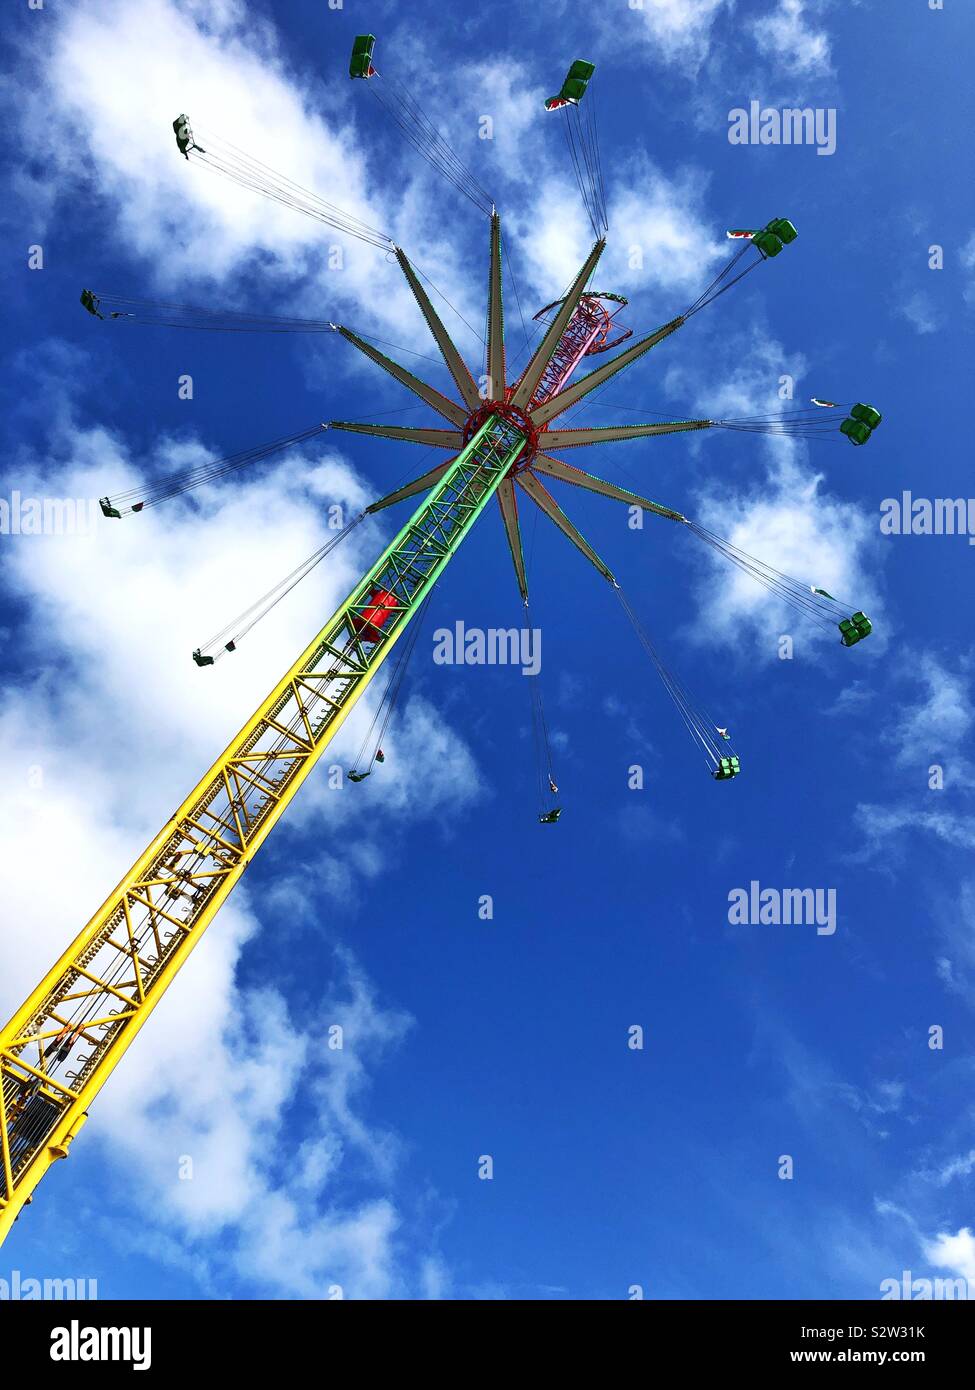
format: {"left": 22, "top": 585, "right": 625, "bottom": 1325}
{"left": 618, "top": 0, "right": 731, "bottom": 71}
{"left": 961, "top": 231, "right": 975, "bottom": 309}
{"left": 854, "top": 804, "right": 975, "bottom": 854}
{"left": 896, "top": 289, "right": 943, "bottom": 336}
{"left": 750, "top": 0, "right": 833, "bottom": 77}
{"left": 884, "top": 653, "right": 974, "bottom": 769}
{"left": 853, "top": 655, "right": 975, "bottom": 864}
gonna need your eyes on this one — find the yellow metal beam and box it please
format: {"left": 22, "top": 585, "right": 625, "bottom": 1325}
{"left": 0, "top": 415, "right": 526, "bottom": 1244}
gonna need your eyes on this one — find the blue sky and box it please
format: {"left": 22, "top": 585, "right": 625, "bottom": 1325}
{"left": 2, "top": 0, "right": 974, "bottom": 1299}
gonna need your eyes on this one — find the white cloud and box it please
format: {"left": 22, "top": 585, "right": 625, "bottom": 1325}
{"left": 510, "top": 155, "right": 723, "bottom": 313}
{"left": 922, "top": 1149, "right": 975, "bottom": 1187}
{"left": 96, "top": 936, "right": 414, "bottom": 1296}
{"left": 604, "top": 161, "right": 724, "bottom": 295}
{"left": 897, "top": 290, "right": 942, "bottom": 336}
{"left": 854, "top": 804, "right": 975, "bottom": 854}
{"left": 623, "top": 0, "right": 731, "bottom": 68}
{"left": 671, "top": 337, "right": 880, "bottom": 657}
{"left": 451, "top": 58, "right": 541, "bottom": 189}
{"left": 13, "top": 0, "right": 480, "bottom": 345}
{"left": 886, "top": 654, "right": 974, "bottom": 767}
{"left": 0, "top": 375, "right": 482, "bottom": 1293}
{"left": 822, "top": 679, "right": 874, "bottom": 717}
{"left": 932, "top": 879, "right": 975, "bottom": 1006}
{"left": 750, "top": 0, "right": 832, "bottom": 76}
{"left": 851, "top": 657, "right": 975, "bottom": 864}
{"left": 922, "top": 1227, "right": 975, "bottom": 1285}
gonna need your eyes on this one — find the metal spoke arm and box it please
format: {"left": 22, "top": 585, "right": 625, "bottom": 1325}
{"left": 508, "top": 237, "right": 606, "bottom": 411}
{"left": 539, "top": 420, "right": 710, "bottom": 448}
{"left": 395, "top": 249, "right": 482, "bottom": 412}
{"left": 366, "top": 460, "right": 454, "bottom": 512}
{"left": 330, "top": 421, "right": 463, "bottom": 449}
{"left": 496, "top": 477, "right": 528, "bottom": 601}
{"left": 487, "top": 211, "right": 505, "bottom": 398}
{"left": 532, "top": 454, "right": 686, "bottom": 521}
{"left": 515, "top": 470, "right": 616, "bottom": 584}
{"left": 332, "top": 326, "right": 468, "bottom": 427}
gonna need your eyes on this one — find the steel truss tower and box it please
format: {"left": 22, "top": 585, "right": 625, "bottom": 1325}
{"left": 0, "top": 214, "right": 693, "bottom": 1241}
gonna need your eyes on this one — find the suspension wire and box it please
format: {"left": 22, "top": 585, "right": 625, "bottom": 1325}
{"left": 582, "top": 91, "right": 608, "bottom": 231}
{"left": 101, "top": 424, "right": 328, "bottom": 515}
{"left": 483, "top": 246, "right": 492, "bottom": 382}
{"left": 187, "top": 125, "right": 394, "bottom": 250}
{"left": 528, "top": 670, "right": 549, "bottom": 812}
{"left": 557, "top": 398, "right": 854, "bottom": 440}
{"left": 349, "top": 587, "right": 435, "bottom": 776}
{"left": 682, "top": 520, "right": 857, "bottom": 633}
{"left": 352, "top": 330, "right": 446, "bottom": 369}
{"left": 375, "top": 73, "right": 493, "bottom": 212}
{"left": 587, "top": 81, "right": 609, "bottom": 232}
{"left": 564, "top": 111, "right": 598, "bottom": 236}
{"left": 712, "top": 401, "right": 852, "bottom": 440}
{"left": 409, "top": 258, "right": 486, "bottom": 347}
{"left": 575, "top": 95, "right": 606, "bottom": 233}
{"left": 500, "top": 231, "right": 534, "bottom": 364}
{"left": 82, "top": 290, "right": 464, "bottom": 375}
{"left": 523, "top": 596, "right": 558, "bottom": 812}
{"left": 185, "top": 106, "right": 488, "bottom": 354}
{"left": 193, "top": 512, "right": 368, "bottom": 663}
{"left": 680, "top": 240, "right": 774, "bottom": 320}
{"left": 559, "top": 102, "right": 607, "bottom": 239}
{"left": 85, "top": 296, "right": 450, "bottom": 371}
{"left": 616, "top": 586, "right": 732, "bottom": 772}
{"left": 367, "top": 73, "right": 493, "bottom": 216}
{"left": 331, "top": 404, "right": 430, "bottom": 423}
{"left": 683, "top": 241, "right": 752, "bottom": 314}
{"left": 81, "top": 293, "right": 336, "bottom": 333}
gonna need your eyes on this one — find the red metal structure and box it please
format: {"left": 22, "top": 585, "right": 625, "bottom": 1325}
{"left": 527, "top": 292, "right": 633, "bottom": 409}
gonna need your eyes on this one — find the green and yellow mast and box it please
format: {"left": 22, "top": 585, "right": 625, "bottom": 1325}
{"left": 0, "top": 213, "right": 691, "bottom": 1242}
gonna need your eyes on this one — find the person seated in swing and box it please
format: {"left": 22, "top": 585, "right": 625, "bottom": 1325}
{"left": 348, "top": 769, "right": 370, "bottom": 783}
{"left": 539, "top": 808, "right": 562, "bottom": 824}
{"left": 80, "top": 288, "right": 103, "bottom": 319}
